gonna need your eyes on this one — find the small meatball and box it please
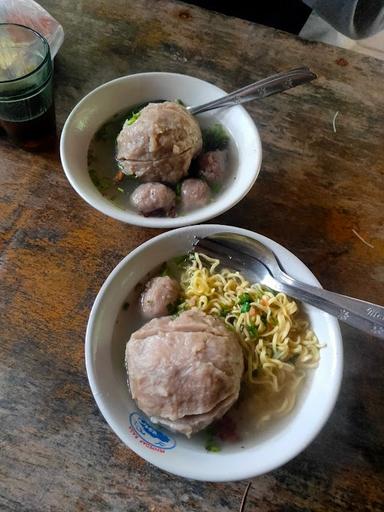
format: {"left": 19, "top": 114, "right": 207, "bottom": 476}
{"left": 131, "top": 183, "right": 176, "bottom": 217}
{"left": 198, "top": 150, "right": 227, "bottom": 185}
{"left": 140, "top": 276, "right": 180, "bottom": 319}
{"left": 180, "top": 179, "right": 210, "bottom": 210}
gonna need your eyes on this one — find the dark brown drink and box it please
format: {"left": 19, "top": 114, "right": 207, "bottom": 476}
{"left": 0, "top": 102, "right": 56, "bottom": 151}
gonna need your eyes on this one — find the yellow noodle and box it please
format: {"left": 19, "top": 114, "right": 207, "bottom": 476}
{"left": 179, "top": 252, "right": 322, "bottom": 423}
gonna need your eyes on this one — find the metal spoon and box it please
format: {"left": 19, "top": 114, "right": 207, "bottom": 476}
{"left": 187, "top": 67, "right": 317, "bottom": 115}
{"left": 194, "top": 233, "right": 384, "bottom": 339}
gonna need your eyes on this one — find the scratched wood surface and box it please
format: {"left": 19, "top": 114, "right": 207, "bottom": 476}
{"left": 1, "top": 1, "right": 383, "bottom": 511}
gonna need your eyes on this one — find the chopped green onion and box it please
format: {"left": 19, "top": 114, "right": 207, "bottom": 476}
{"left": 160, "top": 263, "right": 169, "bottom": 277}
{"left": 206, "top": 443, "right": 221, "bottom": 453}
{"left": 205, "top": 426, "right": 221, "bottom": 453}
{"left": 166, "top": 302, "right": 179, "bottom": 315}
{"left": 125, "top": 111, "right": 141, "bottom": 126}
{"left": 241, "top": 302, "right": 251, "bottom": 313}
{"left": 172, "top": 254, "right": 190, "bottom": 266}
{"left": 89, "top": 169, "right": 112, "bottom": 192}
{"left": 248, "top": 324, "right": 258, "bottom": 338}
{"left": 239, "top": 293, "right": 251, "bottom": 305}
{"left": 117, "top": 187, "right": 124, "bottom": 193}
{"left": 175, "top": 182, "right": 182, "bottom": 197}
{"left": 211, "top": 183, "right": 221, "bottom": 194}
{"left": 220, "top": 307, "right": 230, "bottom": 317}
{"left": 202, "top": 123, "right": 230, "bottom": 151}
{"left": 171, "top": 302, "right": 187, "bottom": 319}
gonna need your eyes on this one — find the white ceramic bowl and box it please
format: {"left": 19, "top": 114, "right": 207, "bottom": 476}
{"left": 60, "top": 72, "right": 262, "bottom": 228}
{"left": 85, "top": 225, "right": 343, "bottom": 482}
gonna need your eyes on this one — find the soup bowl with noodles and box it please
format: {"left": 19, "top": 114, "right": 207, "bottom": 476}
{"left": 85, "top": 225, "right": 343, "bottom": 481}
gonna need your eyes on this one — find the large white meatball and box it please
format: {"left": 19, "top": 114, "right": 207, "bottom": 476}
{"left": 125, "top": 309, "right": 244, "bottom": 437}
{"left": 116, "top": 102, "right": 202, "bottom": 184}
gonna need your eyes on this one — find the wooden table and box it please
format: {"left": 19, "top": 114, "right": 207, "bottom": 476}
{"left": 1, "top": 1, "right": 383, "bottom": 510}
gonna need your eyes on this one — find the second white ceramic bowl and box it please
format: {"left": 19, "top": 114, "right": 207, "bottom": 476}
{"left": 60, "top": 72, "right": 262, "bottom": 228}
{"left": 85, "top": 225, "right": 343, "bottom": 481}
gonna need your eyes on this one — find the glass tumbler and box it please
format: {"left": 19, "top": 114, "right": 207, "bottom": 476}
{"left": 0, "top": 23, "right": 56, "bottom": 151}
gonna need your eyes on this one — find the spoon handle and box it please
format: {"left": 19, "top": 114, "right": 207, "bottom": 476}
{"left": 195, "top": 235, "right": 384, "bottom": 339}
{"left": 272, "top": 272, "right": 384, "bottom": 339}
{"left": 188, "top": 67, "right": 317, "bottom": 115}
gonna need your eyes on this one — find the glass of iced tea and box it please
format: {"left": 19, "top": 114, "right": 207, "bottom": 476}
{"left": 0, "top": 23, "right": 56, "bottom": 151}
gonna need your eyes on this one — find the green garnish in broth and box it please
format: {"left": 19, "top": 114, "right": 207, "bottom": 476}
{"left": 211, "top": 183, "right": 221, "bottom": 194}
{"left": 162, "top": 254, "right": 191, "bottom": 279}
{"left": 202, "top": 123, "right": 230, "bottom": 151}
{"left": 206, "top": 443, "right": 221, "bottom": 453}
{"left": 125, "top": 111, "right": 141, "bottom": 126}
{"left": 123, "top": 173, "right": 138, "bottom": 181}
{"left": 89, "top": 168, "right": 113, "bottom": 192}
{"left": 205, "top": 426, "right": 221, "bottom": 453}
{"left": 175, "top": 182, "right": 182, "bottom": 197}
{"left": 166, "top": 301, "right": 179, "bottom": 315}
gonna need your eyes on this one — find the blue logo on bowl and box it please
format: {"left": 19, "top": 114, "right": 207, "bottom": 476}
{"left": 129, "top": 412, "right": 176, "bottom": 450}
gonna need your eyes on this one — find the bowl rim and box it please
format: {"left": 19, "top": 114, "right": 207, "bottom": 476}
{"left": 60, "top": 71, "right": 262, "bottom": 228}
{"left": 85, "top": 224, "right": 344, "bottom": 482}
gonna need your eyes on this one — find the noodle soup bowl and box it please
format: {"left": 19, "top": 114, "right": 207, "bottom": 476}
{"left": 85, "top": 225, "right": 343, "bottom": 482}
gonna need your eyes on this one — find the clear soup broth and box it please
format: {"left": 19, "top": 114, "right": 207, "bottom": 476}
{"left": 87, "top": 102, "right": 238, "bottom": 217}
